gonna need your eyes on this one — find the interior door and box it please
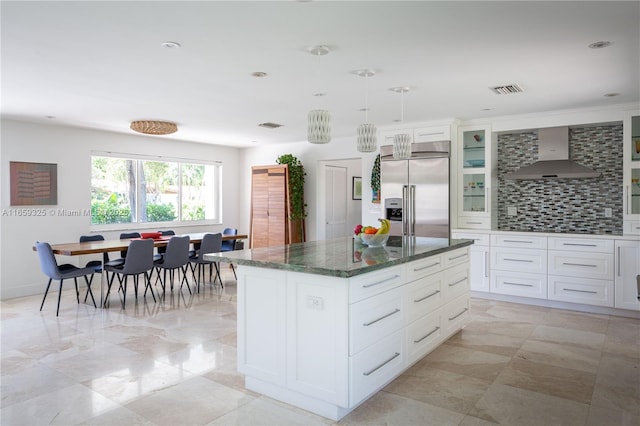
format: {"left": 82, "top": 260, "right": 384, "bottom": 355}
{"left": 325, "top": 166, "right": 348, "bottom": 239}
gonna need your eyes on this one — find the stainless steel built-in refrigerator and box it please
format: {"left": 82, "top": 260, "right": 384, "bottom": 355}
{"left": 380, "top": 141, "right": 450, "bottom": 238}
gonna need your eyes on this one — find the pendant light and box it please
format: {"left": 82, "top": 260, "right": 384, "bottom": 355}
{"left": 308, "top": 45, "right": 331, "bottom": 144}
{"left": 390, "top": 86, "right": 411, "bottom": 159}
{"left": 355, "top": 69, "right": 377, "bottom": 152}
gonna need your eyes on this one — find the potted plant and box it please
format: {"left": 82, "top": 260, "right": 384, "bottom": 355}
{"left": 276, "top": 154, "right": 307, "bottom": 241}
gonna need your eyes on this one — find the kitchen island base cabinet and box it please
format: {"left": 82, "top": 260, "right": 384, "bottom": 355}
{"left": 236, "top": 249, "right": 470, "bottom": 421}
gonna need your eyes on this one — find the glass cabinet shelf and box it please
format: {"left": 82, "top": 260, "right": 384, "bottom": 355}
{"left": 462, "top": 130, "right": 486, "bottom": 169}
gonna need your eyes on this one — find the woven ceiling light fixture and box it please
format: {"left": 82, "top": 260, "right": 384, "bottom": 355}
{"left": 307, "top": 45, "right": 331, "bottom": 144}
{"left": 130, "top": 120, "right": 178, "bottom": 135}
{"left": 355, "top": 69, "right": 377, "bottom": 153}
{"left": 390, "top": 87, "right": 411, "bottom": 160}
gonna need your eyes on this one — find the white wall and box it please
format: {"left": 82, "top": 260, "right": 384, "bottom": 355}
{"left": 239, "top": 136, "right": 378, "bottom": 242}
{"left": 1, "top": 119, "right": 242, "bottom": 299}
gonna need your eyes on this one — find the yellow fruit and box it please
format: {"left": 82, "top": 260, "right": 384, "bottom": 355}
{"left": 376, "top": 218, "right": 390, "bottom": 235}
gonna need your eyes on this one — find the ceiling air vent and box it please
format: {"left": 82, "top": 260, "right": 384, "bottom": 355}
{"left": 489, "top": 84, "right": 524, "bottom": 95}
{"left": 258, "top": 122, "right": 283, "bottom": 129}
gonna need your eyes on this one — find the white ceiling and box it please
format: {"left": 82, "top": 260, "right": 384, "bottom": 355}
{"left": 2, "top": 1, "right": 639, "bottom": 148}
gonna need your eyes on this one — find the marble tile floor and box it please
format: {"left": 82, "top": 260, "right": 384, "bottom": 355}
{"left": 1, "top": 268, "right": 639, "bottom": 426}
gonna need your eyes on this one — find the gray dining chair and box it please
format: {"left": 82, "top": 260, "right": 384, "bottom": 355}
{"left": 189, "top": 233, "right": 223, "bottom": 292}
{"left": 104, "top": 238, "right": 155, "bottom": 309}
{"left": 153, "top": 235, "right": 191, "bottom": 295}
{"left": 35, "top": 241, "right": 97, "bottom": 316}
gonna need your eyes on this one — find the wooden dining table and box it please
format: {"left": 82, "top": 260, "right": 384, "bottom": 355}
{"left": 42, "top": 232, "right": 247, "bottom": 256}
{"left": 34, "top": 232, "right": 247, "bottom": 308}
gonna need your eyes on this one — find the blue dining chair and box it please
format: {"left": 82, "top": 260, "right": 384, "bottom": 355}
{"left": 35, "top": 241, "right": 97, "bottom": 316}
{"left": 221, "top": 228, "right": 238, "bottom": 279}
{"left": 104, "top": 238, "right": 155, "bottom": 309}
{"left": 189, "top": 233, "right": 223, "bottom": 291}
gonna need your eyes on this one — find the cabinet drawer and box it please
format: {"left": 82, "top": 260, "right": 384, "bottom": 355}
{"left": 548, "top": 251, "right": 614, "bottom": 280}
{"left": 548, "top": 237, "right": 614, "bottom": 253}
{"left": 349, "top": 287, "right": 403, "bottom": 356}
{"left": 349, "top": 266, "right": 404, "bottom": 303}
{"left": 406, "top": 309, "right": 443, "bottom": 365}
{"left": 457, "top": 217, "right": 491, "bottom": 229}
{"left": 406, "top": 255, "right": 443, "bottom": 282}
{"left": 548, "top": 275, "right": 614, "bottom": 307}
{"left": 349, "top": 329, "right": 404, "bottom": 406}
{"left": 623, "top": 220, "right": 640, "bottom": 235}
{"left": 444, "top": 263, "right": 470, "bottom": 302}
{"left": 452, "top": 232, "right": 490, "bottom": 246}
{"left": 492, "top": 248, "right": 547, "bottom": 274}
{"left": 406, "top": 272, "right": 444, "bottom": 324}
{"left": 413, "top": 125, "right": 450, "bottom": 142}
{"left": 443, "top": 293, "right": 470, "bottom": 336}
{"left": 491, "top": 234, "right": 547, "bottom": 249}
{"left": 491, "top": 271, "right": 547, "bottom": 299}
{"left": 443, "top": 247, "right": 470, "bottom": 268}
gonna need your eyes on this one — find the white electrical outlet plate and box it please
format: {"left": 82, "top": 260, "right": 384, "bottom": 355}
{"left": 604, "top": 208, "right": 612, "bottom": 218}
{"left": 507, "top": 206, "right": 517, "bottom": 216}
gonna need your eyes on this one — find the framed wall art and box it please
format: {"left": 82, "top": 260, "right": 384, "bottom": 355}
{"left": 352, "top": 176, "right": 362, "bottom": 200}
{"left": 10, "top": 161, "right": 58, "bottom": 205}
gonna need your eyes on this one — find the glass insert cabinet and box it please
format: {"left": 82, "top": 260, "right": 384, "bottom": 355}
{"left": 624, "top": 112, "right": 640, "bottom": 235}
{"left": 458, "top": 124, "right": 493, "bottom": 229}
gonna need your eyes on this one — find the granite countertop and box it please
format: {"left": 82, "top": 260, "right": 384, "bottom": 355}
{"left": 204, "top": 236, "right": 473, "bottom": 278}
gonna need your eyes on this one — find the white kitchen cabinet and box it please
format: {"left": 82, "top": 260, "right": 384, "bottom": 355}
{"left": 379, "top": 124, "right": 452, "bottom": 146}
{"left": 457, "top": 124, "right": 496, "bottom": 229}
{"left": 548, "top": 237, "right": 614, "bottom": 307}
{"left": 490, "top": 234, "right": 548, "bottom": 299}
{"left": 236, "top": 245, "right": 470, "bottom": 421}
{"left": 623, "top": 111, "right": 640, "bottom": 235}
{"left": 452, "top": 231, "right": 490, "bottom": 292}
{"left": 614, "top": 239, "right": 640, "bottom": 311}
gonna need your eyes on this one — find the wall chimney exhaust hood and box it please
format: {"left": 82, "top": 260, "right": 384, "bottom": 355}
{"left": 505, "top": 126, "right": 600, "bottom": 180}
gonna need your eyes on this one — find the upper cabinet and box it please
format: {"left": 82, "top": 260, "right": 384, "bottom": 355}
{"left": 457, "top": 124, "right": 495, "bottom": 229}
{"left": 624, "top": 111, "right": 640, "bottom": 235}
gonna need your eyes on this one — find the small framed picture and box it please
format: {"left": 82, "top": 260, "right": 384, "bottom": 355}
{"left": 352, "top": 176, "right": 362, "bottom": 200}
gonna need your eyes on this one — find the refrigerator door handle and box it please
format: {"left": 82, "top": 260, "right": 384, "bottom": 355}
{"left": 402, "top": 185, "right": 409, "bottom": 236}
{"left": 410, "top": 185, "right": 416, "bottom": 236}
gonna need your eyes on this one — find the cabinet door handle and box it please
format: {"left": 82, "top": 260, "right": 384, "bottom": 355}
{"left": 562, "top": 262, "right": 597, "bottom": 268}
{"left": 563, "top": 288, "right": 598, "bottom": 295}
{"left": 414, "top": 262, "right": 440, "bottom": 272}
{"left": 562, "top": 243, "right": 597, "bottom": 247}
{"left": 504, "top": 258, "right": 534, "bottom": 263}
{"left": 417, "top": 131, "right": 443, "bottom": 137}
{"left": 626, "top": 185, "right": 630, "bottom": 215}
{"left": 448, "top": 308, "right": 468, "bottom": 321}
{"left": 504, "top": 239, "right": 533, "bottom": 243}
{"left": 448, "top": 253, "right": 468, "bottom": 261}
{"left": 504, "top": 281, "right": 534, "bottom": 287}
{"left": 485, "top": 186, "right": 489, "bottom": 213}
{"left": 362, "top": 275, "right": 400, "bottom": 288}
{"left": 484, "top": 251, "right": 489, "bottom": 278}
{"left": 449, "top": 277, "right": 468, "bottom": 287}
{"left": 466, "top": 221, "right": 483, "bottom": 225}
{"left": 414, "top": 290, "right": 440, "bottom": 303}
{"left": 617, "top": 246, "right": 621, "bottom": 277}
{"left": 414, "top": 326, "right": 441, "bottom": 343}
{"left": 362, "top": 352, "right": 401, "bottom": 376}
{"left": 363, "top": 308, "right": 401, "bottom": 326}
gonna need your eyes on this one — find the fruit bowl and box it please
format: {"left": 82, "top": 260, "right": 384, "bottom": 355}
{"left": 360, "top": 233, "right": 390, "bottom": 247}
{"left": 361, "top": 247, "right": 390, "bottom": 265}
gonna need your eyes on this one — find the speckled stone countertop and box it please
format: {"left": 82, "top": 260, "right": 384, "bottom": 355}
{"left": 204, "top": 236, "right": 473, "bottom": 278}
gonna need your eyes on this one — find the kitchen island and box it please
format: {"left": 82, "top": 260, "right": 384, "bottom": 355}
{"left": 205, "top": 236, "right": 473, "bottom": 420}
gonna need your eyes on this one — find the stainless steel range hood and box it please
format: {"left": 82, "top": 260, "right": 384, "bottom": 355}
{"left": 505, "top": 126, "right": 600, "bottom": 180}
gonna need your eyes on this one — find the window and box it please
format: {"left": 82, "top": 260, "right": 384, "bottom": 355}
{"left": 91, "top": 154, "right": 221, "bottom": 227}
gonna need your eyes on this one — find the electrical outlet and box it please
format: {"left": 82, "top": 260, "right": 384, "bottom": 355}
{"left": 604, "top": 208, "right": 612, "bottom": 218}
{"left": 507, "top": 206, "right": 517, "bottom": 216}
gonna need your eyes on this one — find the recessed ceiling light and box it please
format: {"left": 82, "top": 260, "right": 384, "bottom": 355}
{"left": 251, "top": 72, "right": 267, "bottom": 78}
{"left": 161, "top": 41, "right": 181, "bottom": 49}
{"left": 589, "top": 41, "right": 611, "bottom": 49}
{"left": 359, "top": 107, "right": 370, "bottom": 112}
{"left": 45, "top": 115, "right": 56, "bottom": 119}
{"left": 481, "top": 108, "right": 493, "bottom": 111}
{"left": 313, "top": 92, "right": 327, "bottom": 97}
{"left": 603, "top": 92, "right": 620, "bottom": 97}
{"left": 308, "top": 45, "right": 330, "bottom": 56}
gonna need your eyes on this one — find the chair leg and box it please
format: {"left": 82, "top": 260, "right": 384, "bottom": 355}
{"left": 133, "top": 275, "right": 139, "bottom": 301}
{"left": 74, "top": 277, "right": 80, "bottom": 304}
{"left": 180, "top": 266, "right": 192, "bottom": 294}
{"left": 122, "top": 275, "right": 128, "bottom": 309}
{"left": 230, "top": 263, "right": 237, "bottom": 280}
{"left": 56, "top": 279, "right": 64, "bottom": 316}
{"left": 143, "top": 271, "right": 156, "bottom": 303}
{"left": 40, "top": 278, "right": 53, "bottom": 311}
{"left": 84, "top": 275, "right": 97, "bottom": 308}
{"left": 214, "top": 262, "right": 223, "bottom": 288}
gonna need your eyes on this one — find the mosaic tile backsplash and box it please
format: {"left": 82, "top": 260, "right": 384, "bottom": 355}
{"left": 497, "top": 124, "right": 623, "bottom": 234}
